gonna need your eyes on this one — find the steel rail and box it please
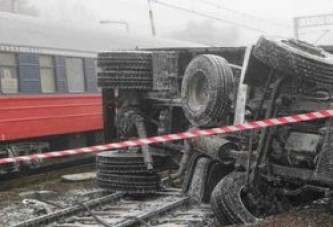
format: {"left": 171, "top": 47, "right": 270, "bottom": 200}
{"left": 12, "top": 192, "right": 125, "bottom": 227}
{"left": 114, "top": 196, "right": 190, "bottom": 227}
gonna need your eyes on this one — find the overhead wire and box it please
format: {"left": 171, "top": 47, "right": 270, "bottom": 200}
{"left": 154, "top": 0, "right": 267, "bottom": 33}
{"left": 199, "top": 0, "right": 290, "bottom": 28}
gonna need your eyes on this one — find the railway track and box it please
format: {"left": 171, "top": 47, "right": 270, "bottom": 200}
{"left": 12, "top": 190, "right": 214, "bottom": 227}
{"left": 0, "top": 160, "right": 95, "bottom": 191}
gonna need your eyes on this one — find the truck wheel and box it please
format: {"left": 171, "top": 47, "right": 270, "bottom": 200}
{"left": 97, "top": 51, "right": 153, "bottom": 90}
{"left": 181, "top": 54, "right": 233, "bottom": 127}
{"left": 96, "top": 150, "right": 161, "bottom": 193}
{"left": 203, "top": 161, "right": 234, "bottom": 203}
{"left": 211, "top": 172, "right": 258, "bottom": 224}
{"left": 211, "top": 171, "right": 291, "bottom": 225}
{"left": 252, "top": 36, "right": 333, "bottom": 84}
{"left": 97, "top": 51, "right": 152, "bottom": 71}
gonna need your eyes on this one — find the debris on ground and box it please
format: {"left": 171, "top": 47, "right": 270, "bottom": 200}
{"left": 19, "top": 190, "right": 58, "bottom": 200}
{"left": 61, "top": 171, "right": 96, "bottom": 182}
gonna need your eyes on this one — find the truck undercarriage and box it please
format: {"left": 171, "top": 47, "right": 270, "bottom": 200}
{"left": 97, "top": 37, "right": 333, "bottom": 225}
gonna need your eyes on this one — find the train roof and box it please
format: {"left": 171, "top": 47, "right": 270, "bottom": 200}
{"left": 0, "top": 12, "right": 207, "bottom": 57}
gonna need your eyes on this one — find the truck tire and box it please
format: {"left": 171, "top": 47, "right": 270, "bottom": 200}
{"left": 211, "top": 171, "right": 291, "bottom": 225}
{"left": 96, "top": 150, "right": 165, "bottom": 164}
{"left": 181, "top": 54, "right": 233, "bottom": 127}
{"left": 98, "top": 51, "right": 152, "bottom": 60}
{"left": 96, "top": 151, "right": 161, "bottom": 193}
{"left": 98, "top": 71, "right": 153, "bottom": 90}
{"left": 97, "top": 51, "right": 153, "bottom": 90}
{"left": 96, "top": 150, "right": 166, "bottom": 175}
{"left": 97, "top": 51, "right": 152, "bottom": 72}
{"left": 252, "top": 36, "right": 333, "bottom": 84}
{"left": 97, "top": 173, "right": 160, "bottom": 193}
{"left": 203, "top": 161, "right": 234, "bottom": 203}
{"left": 211, "top": 172, "right": 258, "bottom": 224}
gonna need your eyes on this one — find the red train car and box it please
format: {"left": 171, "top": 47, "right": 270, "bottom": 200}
{"left": 0, "top": 12, "right": 204, "bottom": 173}
{"left": 0, "top": 94, "right": 102, "bottom": 141}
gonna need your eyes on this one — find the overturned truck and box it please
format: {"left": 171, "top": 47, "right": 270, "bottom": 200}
{"left": 97, "top": 37, "right": 333, "bottom": 225}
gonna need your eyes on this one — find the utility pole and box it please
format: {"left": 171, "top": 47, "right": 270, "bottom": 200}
{"left": 147, "top": 0, "right": 156, "bottom": 36}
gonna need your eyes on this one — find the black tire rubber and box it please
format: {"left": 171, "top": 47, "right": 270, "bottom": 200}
{"left": 96, "top": 150, "right": 165, "bottom": 191}
{"left": 252, "top": 36, "right": 333, "bottom": 84}
{"left": 98, "top": 51, "right": 152, "bottom": 60}
{"left": 211, "top": 172, "right": 258, "bottom": 225}
{"left": 98, "top": 70, "right": 152, "bottom": 78}
{"left": 98, "top": 77, "right": 152, "bottom": 82}
{"left": 181, "top": 54, "right": 233, "bottom": 127}
{"left": 97, "top": 167, "right": 160, "bottom": 175}
{"left": 96, "top": 159, "right": 164, "bottom": 166}
{"left": 97, "top": 172, "right": 160, "bottom": 183}
{"left": 97, "top": 70, "right": 153, "bottom": 90}
{"left": 97, "top": 171, "right": 160, "bottom": 193}
{"left": 96, "top": 161, "right": 165, "bottom": 175}
{"left": 97, "top": 181, "right": 160, "bottom": 193}
{"left": 98, "top": 61, "right": 152, "bottom": 71}
{"left": 98, "top": 81, "right": 152, "bottom": 88}
{"left": 97, "top": 82, "right": 152, "bottom": 90}
{"left": 97, "top": 51, "right": 153, "bottom": 90}
{"left": 203, "top": 161, "right": 234, "bottom": 203}
{"left": 96, "top": 150, "right": 165, "bottom": 164}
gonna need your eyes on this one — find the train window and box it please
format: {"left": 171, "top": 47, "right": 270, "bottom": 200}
{"left": 0, "top": 53, "right": 18, "bottom": 93}
{"left": 39, "top": 55, "right": 56, "bottom": 93}
{"left": 65, "top": 58, "right": 85, "bottom": 93}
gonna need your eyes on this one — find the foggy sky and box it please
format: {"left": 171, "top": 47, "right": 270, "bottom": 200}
{"left": 6, "top": 0, "right": 333, "bottom": 46}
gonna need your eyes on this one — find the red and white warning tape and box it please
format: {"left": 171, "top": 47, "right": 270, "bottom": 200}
{"left": 1, "top": 109, "right": 333, "bottom": 165}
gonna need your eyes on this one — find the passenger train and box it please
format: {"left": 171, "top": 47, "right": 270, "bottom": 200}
{"left": 0, "top": 12, "right": 204, "bottom": 173}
